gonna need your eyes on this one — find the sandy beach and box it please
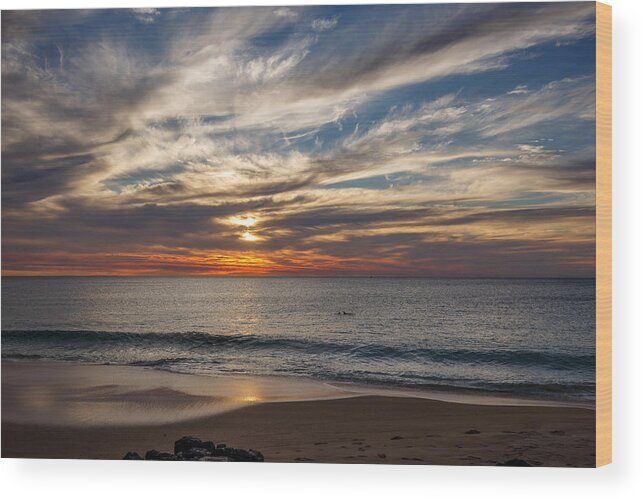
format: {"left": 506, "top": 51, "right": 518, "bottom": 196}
{"left": 1, "top": 361, "right": 595, "bottom": 466}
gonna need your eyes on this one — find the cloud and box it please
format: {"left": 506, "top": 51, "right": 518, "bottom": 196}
{"left": 132, "top": 8, "right": 161, "bottom": 24}
{"left": 473, "top": 76, "right": 595, "bottom": 138}
{"left": 1, "top": 4, "right": 597, "bottom": 277}
{"left": 507, "top": 85, "right": 529, "bottom": 95}
{"left": 311, "top": 16, "right": 338, "bottom": 32}
{"left": 273, "top": 8, "right": 298, "bottom": 20}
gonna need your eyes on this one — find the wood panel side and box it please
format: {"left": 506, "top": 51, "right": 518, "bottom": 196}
{"left": 595, "top": 1, "right": 612, "bottom": 468}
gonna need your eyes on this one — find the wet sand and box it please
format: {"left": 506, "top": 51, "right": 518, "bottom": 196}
{"left": 1, "top": 362, "right": 596, "bottom": 466}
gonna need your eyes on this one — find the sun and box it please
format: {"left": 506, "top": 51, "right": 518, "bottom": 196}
{"left": 228, "top": 215, "right": 262, "bottom": 242}
{"left": 241, "top": 232, "right": 259, "bottom": 242}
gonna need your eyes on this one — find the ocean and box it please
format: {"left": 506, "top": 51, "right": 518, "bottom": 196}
{"left": 1, "top": 277, "right": 596, "bottom": 403}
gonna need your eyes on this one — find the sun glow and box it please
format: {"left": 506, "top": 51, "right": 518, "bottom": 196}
{"left": 229, "top": 216, "right": 257, "bottom": 228}
{"left": 228, "top": 215, "right": 261, "bottom": 242}
{"left": 239, "top": 394, "right": 262, "bottom": 403}
{"left": 241, "top": 232, "right": 259, "bottom": 242}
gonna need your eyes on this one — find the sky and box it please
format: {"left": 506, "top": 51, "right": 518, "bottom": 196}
{"left": 1, "top": 3, "right": 596, "bottom": 277}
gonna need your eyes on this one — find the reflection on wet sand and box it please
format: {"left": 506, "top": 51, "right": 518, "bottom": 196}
{"left": 1, "top": 361, "right": 352, "bottom": 426}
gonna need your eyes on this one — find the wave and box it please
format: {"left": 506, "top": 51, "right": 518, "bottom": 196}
{"left": 1, "top": 329, "right": 595, "bottom": 370}
{"left": 1, "top": 352, "right": 43, "bottom": 360}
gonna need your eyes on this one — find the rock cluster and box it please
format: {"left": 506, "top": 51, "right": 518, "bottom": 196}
{"left": 123, "top": 436, "right": 264, "bottom": 462}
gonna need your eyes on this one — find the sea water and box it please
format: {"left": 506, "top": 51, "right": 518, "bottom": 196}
{"left": 1, "top": 277, "right": 595, "bottom": 402}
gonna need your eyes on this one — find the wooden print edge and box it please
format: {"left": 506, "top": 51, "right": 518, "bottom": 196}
{"left": 595, "top": 1, "right": 612, "bottom": 468}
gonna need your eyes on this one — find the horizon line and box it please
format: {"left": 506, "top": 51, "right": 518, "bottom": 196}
{"left": 1, "top": 274, "right": 597, "bottom": 280}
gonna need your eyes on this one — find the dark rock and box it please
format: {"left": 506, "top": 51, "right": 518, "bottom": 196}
{"left": 390, "top": 435, "right": 403, "bottom": 440}
{"left": 131, "top": 436, "right": 263, "bottom": 463}
{"left": 174, "top": 436, "right": 216, "bottom": 455}
{"left": 464, "top": 429, "right": 481, "bottom": 434}
{"left": 145, "top": 449, "right": 180, "bottom": 461}
{"left": 199, "top": 456, "right": 233, "bottom": 462}
{"left": 211, "top": 446, "right": 263, "bottom": 462}
{"left": 177, "top": 447, "right": 213, "bottom": 460}
{"left": 123, "top": 451, "right": 143, "bottom": 460}
{"left": 232, "top": 448, "right": 251, "bottom": 460}
{"left": 496, "top": 459, "right": 532, "bottom": 467}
